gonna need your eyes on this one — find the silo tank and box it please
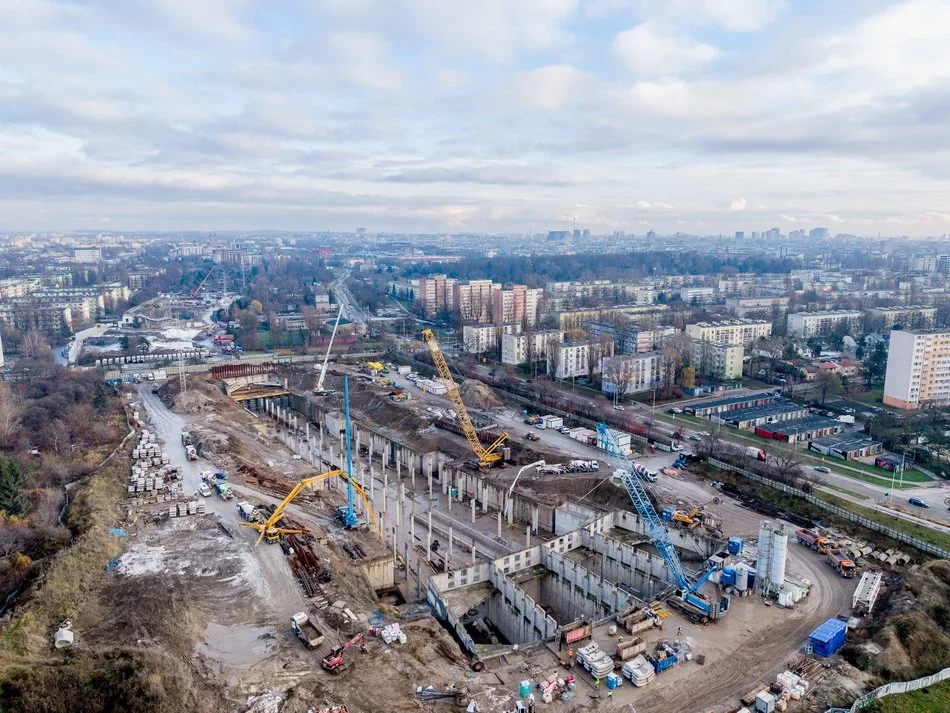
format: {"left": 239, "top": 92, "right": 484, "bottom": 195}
{"left": 756, "top": 521, "right": 773, "bottom": 591}
{"left": 770, "top": 527, "right": 788, "bottom": 589}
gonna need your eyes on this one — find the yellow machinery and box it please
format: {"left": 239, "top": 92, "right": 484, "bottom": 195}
{"left": 242, "top": 468, "right": 383, "bottom": 546}
{"left": 366, "top": 361, "right": 386, "bottom": 373}
{"left": 421, "top": 329, "right": 508, "bottom": 467}
{"left": 672, "top": 497, "right": 721, "bottom": 528}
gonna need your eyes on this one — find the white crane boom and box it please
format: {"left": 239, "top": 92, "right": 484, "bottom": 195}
{"left": 316, "top": 305, "right": 344, "bottom": 392}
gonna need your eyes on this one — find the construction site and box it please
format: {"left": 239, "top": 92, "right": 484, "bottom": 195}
{"left": 46, "top": 325, "right": 940, "bottom": 713}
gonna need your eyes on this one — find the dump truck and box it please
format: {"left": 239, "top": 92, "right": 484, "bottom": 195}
{"left": 827, "top": 549, "right": 857, "bottom": 578}
{"left": 615, "top": 637, "right": 647, "bottom": 661}
{"left": 796, "top": 528, "right": 835, "bottom": 554}
{"left": 290, "top": 612, "right": 325, "bottom": 649}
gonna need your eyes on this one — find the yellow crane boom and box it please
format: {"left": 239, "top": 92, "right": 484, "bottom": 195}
{"left": 242, "top": 468, "right": 382, "bottom": 545}
{"left": 421, "top": 329, "right": 508, "bottom": 467}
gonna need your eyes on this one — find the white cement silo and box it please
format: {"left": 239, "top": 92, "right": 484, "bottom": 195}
{"left": 770, "top": 526, "right": 788, "bottom": 592}
{"left": 756, "top": 521, "right": 773, "bottom": 593}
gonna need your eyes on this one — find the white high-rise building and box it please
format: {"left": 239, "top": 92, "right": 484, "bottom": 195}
{"left": 883, "top": 329, "right": 950, "bottom": 410}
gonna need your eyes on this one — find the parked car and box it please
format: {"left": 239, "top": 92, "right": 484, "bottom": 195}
{"left": 535, "top": 423, "right": 546, "bottom": 430}
{"left": 814, "top": 466, "right": 831, "bottom": 474}
{"left": 908, "top": 497, "right": 929, "bottom": 508}
{"left": 689, "top": 434, "right": 703, "bottom": 442}
{"left": 525, "top": 432, "right": 540, "bottom": 441}
{"left": 198, "top": 484, "right": 212, "bottom": 497}
{"left": 614, "top": 405, "right": 625, "bottom": 411}
{"left": 671, "top": 443, "right": 684, "bottom": 451}
{"left": 668, "top": 408, "right": 683, "bottom": 414}
{"left": 558, "top": 426, "right": 571, "bottom": 434}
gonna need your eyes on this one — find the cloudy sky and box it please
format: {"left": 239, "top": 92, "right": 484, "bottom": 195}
{"left": 2, "top": 0, "right": 949, "bottom": 236}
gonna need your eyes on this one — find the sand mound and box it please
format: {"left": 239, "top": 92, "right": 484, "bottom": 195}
{"left": 459, "top": 379, "right": 501, "bottom": 409}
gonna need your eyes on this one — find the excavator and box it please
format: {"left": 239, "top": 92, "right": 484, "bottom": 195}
{"left": 241, "top": 468, "right": 381, "bottom": 545}
{"left": 421, "top": 329, "right": 508, "bottom": 467}
{"left": 322, "top": 632, "right": 366, "bottom": 674}
{"left": 672, "top": 497, "right": 721, "bottom": 529}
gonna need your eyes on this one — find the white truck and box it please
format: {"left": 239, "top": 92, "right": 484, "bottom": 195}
{"left": 185, "top": 445, "right": 198, "bottom": 461}
{"left": 290, "top": 612, "right": 325, "bottom": 649}
{"left": 575, "top": 643, "right": 615, "bottom": 679}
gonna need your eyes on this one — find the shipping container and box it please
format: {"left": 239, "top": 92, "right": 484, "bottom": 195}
{"left": 809, "top": 618, "right": 847, "bottom": 657}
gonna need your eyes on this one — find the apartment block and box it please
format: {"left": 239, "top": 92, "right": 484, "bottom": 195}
{"left": 72, "top": 247, "right": 101, "bottom": 263}
{"left": 685, "top": 319, "right": 771, "bottom": 347}
{"left": 601, "top": 353, "right": 660, "bottom": 395}
{"left": 692, "top": 340, "right": 744, "bottom": 381}
{"left": 883, "top": 329, "right": 950, "bottom": 409}
{"left": 725, "top": 296, "right": 790, "bottom": 317}
{"left": 500, "top": 330, "right": 563, "bottom": 365}
{"left": 454, "top": 279, "right": 498, "bottom": 324}
{"left": 462, "top": 322, "right": 520, "bottom": 354}
{"left": 866, "top": 305, "right": 936, "bottom": 331}
{"left": 418, "top": 274, "right": 456, "bottom": 317}
{"left": 786, "top": 310, "right": 862, "bottom": 338}
{"left": 547, "top": 340, "right": 614, "bottom": 380}
{"left": 680, "top": 286, "right": 717, "bottom": 304}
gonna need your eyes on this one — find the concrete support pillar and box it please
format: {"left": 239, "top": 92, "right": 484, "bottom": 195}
{"left": 383, "top": 470, "right": 388, "bottom": 512}
{"left": 411, "top": 452, "right": 416, "bottom": 488}
{"left": 448, "top": 526, "right": 453, "bottom": 558}
{"left": 410, "top": 506, "right": 416, "bottom": 544}
{"left": 457, "top": 472, "right": 464, "bottom": 503}
{"left": 471, "top": 497, "right": 476, "bottom": 524}
{"left": 532, "top": 505, "right": 540, "bottom": 534}
{"left": 370, "top": 462, "right": 375, "bottom": 500}
{"left": 426, "top": 511, "right": 432, "bottom": 560}
{"left": 396, "top": 453, "right": 401, "bottom": 479}
{"left": 497, "top": 511, "right": 502, "bottom": 539}
{"left": 526, "top": 525, "right": 531, "bottom": 548}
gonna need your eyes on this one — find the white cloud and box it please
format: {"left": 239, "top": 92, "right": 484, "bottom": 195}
{"left": 326, "top": 32, "right": 403, "bottom": 91}
{"left": 613, "top": 22, "right": 720, "bottom": 76}
{"left": 730, "top": 197, "right": 747, "bottom": 210}
{"left": 634, "top": 0, "right": 785, "bottom": 32}
{"left": 509, "top": 65, "right": 591, "bottom": 110}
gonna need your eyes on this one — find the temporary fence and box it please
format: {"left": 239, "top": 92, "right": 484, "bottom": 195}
{"left": 825, "top": 666, "right": 950, "bottom": 712}
{"left": 707, "top": 459, "right": 950, "bottom": 559}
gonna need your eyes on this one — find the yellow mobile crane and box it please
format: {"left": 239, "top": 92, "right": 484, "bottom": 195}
{"left": 421, "top": 329, "right": 508, "bottom": 467}
{"left": 242, "top": 468, "right": 382, "bottom": 545}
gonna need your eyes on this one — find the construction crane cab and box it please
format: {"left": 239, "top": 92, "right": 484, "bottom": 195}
{"left": 598, "top": 423, "right": 728, "bottom": 623}
{"left": 421, "top": 329, "right": 508, "bottom": 467}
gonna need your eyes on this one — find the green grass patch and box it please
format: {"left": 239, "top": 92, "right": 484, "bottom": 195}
{"left": 822, "top": 484, "right": 869, "bottom": 500}
{"left": 819, "top": 494, "right": 950, "bottom": 552}
{"left": 865, "top": 679, "right": 950, "bottom": 713}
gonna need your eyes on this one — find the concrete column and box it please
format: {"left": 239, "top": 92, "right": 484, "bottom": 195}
{"left": 471, "top": 498, "right": 476, "bottom": 524}
{"left": 383, "top": 470, "right": 388, "bottom": 512}
{"left": 426, "top": 511, "right": 432, "bottom": 559}
{"left": 458, "top": 471, "right": 464, "bottom": 503}
{"left": 526, "top": 525, "right": 531, "bottom": 548}
{"left": 448, "top": 525, "right": 453, "bottom": 558}
{"left": 370, "top": 462, "right": 375, "bottom": 500}
{"left": 410, "top": 506, "right": 416, "bottom": 544}
{"left": 497, "top": 511, "right": 502, "bottom": 539}
{"left": 396, "top": 453, "right": 401, "bottom": 479}
{"left": 532, "top": 505, "right": 540, "bottom": 534}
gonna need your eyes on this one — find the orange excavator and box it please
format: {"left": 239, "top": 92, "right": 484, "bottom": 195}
{"left": 321, "top": 632, "right": 366, "bottom": 674}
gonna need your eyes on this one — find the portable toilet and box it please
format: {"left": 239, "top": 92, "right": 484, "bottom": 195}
{"left": 728, "top": 536, "right": 744, "bottom": 555}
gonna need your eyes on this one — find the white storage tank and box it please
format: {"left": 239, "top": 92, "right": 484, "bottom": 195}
{"left": 756, "top": 521, "right": 773, "bottom": 593}
{"left": 734, "top": 563, "right": 750, "bottom": 592}
{"left": 770, "top": 527, "right": 788, "bottom": 591}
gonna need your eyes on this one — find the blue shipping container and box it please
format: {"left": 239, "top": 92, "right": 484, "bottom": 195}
{"left": 809, "top": 618, "right": 847, "bottom": 657}
{"left": 728, "top": 536, "right": 744, "bottom": 555}
{"left": 721, "top": 566, "right": 736, "bottom": 586}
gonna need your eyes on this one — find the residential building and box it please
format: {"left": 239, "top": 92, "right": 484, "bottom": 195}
{"left": 883, "top": 328, "right": 950, "bottom": 409}
{"left": 547, "top": 340, "right": 614, "bottom": 380}
{"left": 0, "top": 305, "right": 72, "bottom": 336}
{"left": 680, "top": 286, "right": 717, "bottom": 304}
{"left": 909, "top": 256, "right": 937, "bottom": 273}
{"left": 601, "top": 353, "right": 660, "bottom": 395}
{"left": 418, "top": 274, "right": 456, "bottom": 316}
{"left": 691, "top": 340, "right": 743, "bottom": 381}
{"left": 171, "top": 244, "right": 206, "bottom": 258}
{"left": 725, "top": 296, "right": 789, "bottom": 317}
{"left": 685, "top": 319, "right": 772, "bottom": 347}
{"left": 500, "top": 330, "right": 563, "bottom": 365}
{"left": 462, "top": 322, "right": 520, "bottom": 354}
{"left": 454, "top": 279, "right": 498, "bottom": 324}
{"left": 866, "top": 305, "right": 936, "bottom": 331}
{"left": 72, "top": 247, "right": 101, "bottom": 263}
{"left": 786, "top": 310, "right": 862, "bottom": 339}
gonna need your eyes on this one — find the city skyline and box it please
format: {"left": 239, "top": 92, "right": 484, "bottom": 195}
{"left": 2, "top": 1, "right": 950, "bottom": 236}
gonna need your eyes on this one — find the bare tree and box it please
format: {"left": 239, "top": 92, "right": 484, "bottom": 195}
{"left": 602, "top": 356, "right": 639, "bottom": 402}
{"left": 815, "top": 370, "right": 844, "bottom": 404}
{"left": 764, "top": 444, "right": 804, "bottom": 485}
{"left": 545, "top": 334, "right": 563, "bottom": 378}
{"left": 0, "top": 383, "right": 21, "bottom": 442}
{"left": 18, "top": 329, "right": 50, "bottom": 359}
{"left": 659, "top": 346, "right": 681, "bottom": 398}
